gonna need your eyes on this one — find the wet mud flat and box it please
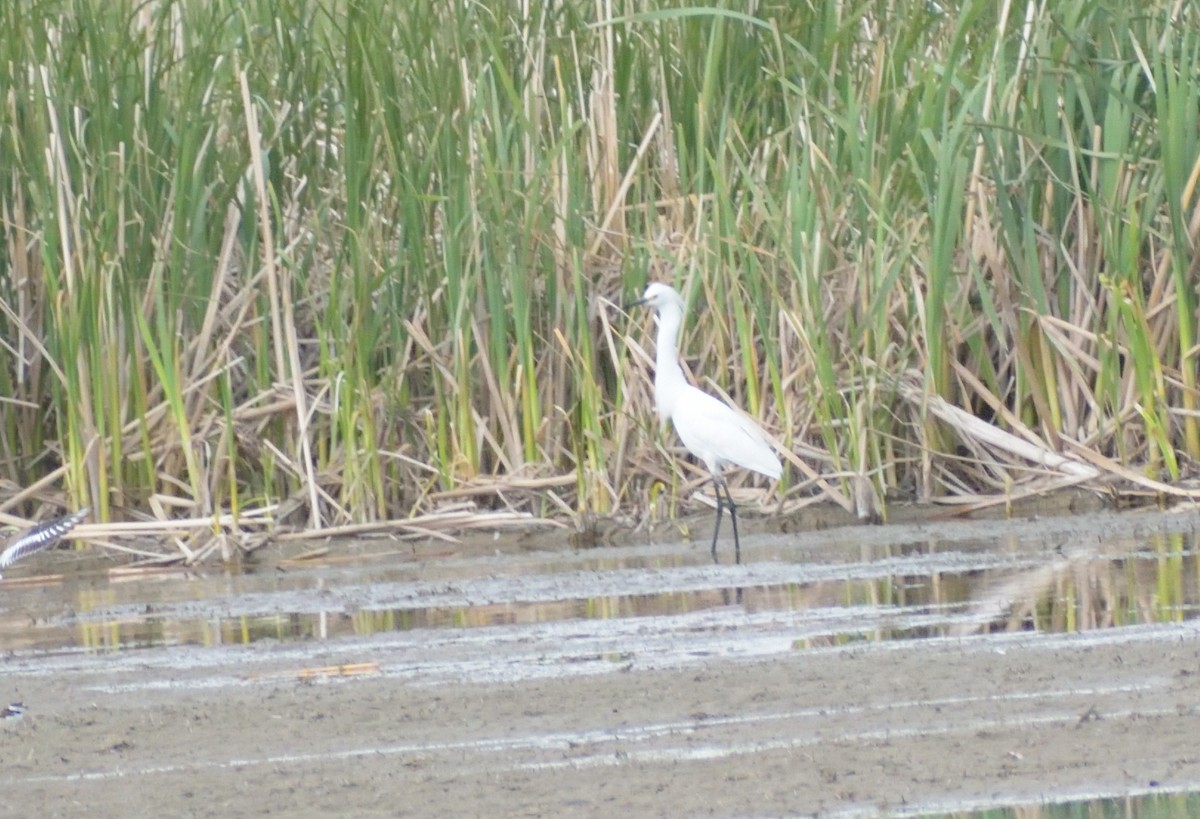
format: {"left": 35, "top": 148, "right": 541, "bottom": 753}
{"left": 3, "top": 506, "right": 1200, "bottom": 816}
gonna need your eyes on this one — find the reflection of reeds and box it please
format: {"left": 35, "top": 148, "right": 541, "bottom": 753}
{"left": 3, "top": 2, "right": 1200, "bottom": 568}
{"left": 738, "top": 531, "right": 1200, "bottom": 641}
{"left": 19, "top": 528, "right": 1196, "bottom": 652}
{"left": 952, "top": 533, "right": 1199, "bottom": 636}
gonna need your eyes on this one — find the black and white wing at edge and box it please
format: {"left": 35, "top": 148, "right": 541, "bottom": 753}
{"left": 0, "top": 508, "right": 90, "bottom": 578}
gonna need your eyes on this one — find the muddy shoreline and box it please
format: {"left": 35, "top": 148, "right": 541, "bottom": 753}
{"left": 2, "top": 505, "right": 1200, "bottom": 816}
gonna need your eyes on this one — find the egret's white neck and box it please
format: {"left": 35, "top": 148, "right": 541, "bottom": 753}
{"left": 653, "top": 301, "right": 689, "bottom": 423}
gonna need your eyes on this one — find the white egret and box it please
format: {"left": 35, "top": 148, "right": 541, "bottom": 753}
{"left": 0, "top": 508, "right": 89, "bottom": 579}
{"left": 630, "top": 283, "right": 781, "bottom": 563}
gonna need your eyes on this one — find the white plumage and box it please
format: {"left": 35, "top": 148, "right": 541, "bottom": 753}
{"left": 632, "top": 283, "right": 781, "bottom": 562}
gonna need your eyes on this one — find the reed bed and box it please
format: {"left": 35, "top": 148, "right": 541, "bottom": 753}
{"left": 1, "top": 0, "right": 1198, "bottom": 563}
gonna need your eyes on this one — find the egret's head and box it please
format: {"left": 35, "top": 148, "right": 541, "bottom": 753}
{"left": 629, "top": 282, "right": 685, "bottom": 313}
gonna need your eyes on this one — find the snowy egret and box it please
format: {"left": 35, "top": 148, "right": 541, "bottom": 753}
{"left": 0, "top": 508, "right": 89, "bottom": 579}
{"left": 630, "top": 283, "right": 781, "bottom": 563}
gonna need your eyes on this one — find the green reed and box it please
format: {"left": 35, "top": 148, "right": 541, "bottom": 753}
{"left": 0, "top": 0, "right": 1196, "bottom": 532}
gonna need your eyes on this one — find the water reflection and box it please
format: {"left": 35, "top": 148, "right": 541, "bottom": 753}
{"left": 0, "top": 520, "right": 1198, "bottom": 652}
{"left": 948, "top": 533, "right": 1197, "bottom": 635}
{"left": 930, "top": 788, "right": 1200, "bottom": 818}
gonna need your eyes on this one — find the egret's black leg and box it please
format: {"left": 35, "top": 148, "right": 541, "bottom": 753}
{"left": 708, "top": 477, "right": 742, "bottom": 565}
{"left": 710, "top": 479, "right": 724, "bottom": 563}
{"left": 727, "top": 487, "right": 741, "bottom": 565}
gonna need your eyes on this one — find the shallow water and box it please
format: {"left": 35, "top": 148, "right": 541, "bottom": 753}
{"left": 933, "top": 789, "right": 1200, "bottom": 818}
{"left": 3, "top": 506, "right": 1200, "bottom": 816}
{"left": 1, "top": 507, "right": 1197, "bottom": 653}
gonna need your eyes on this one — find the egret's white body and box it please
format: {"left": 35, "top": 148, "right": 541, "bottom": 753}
{"left": 633, "top": 283, "right": 781, "bottom": 562}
